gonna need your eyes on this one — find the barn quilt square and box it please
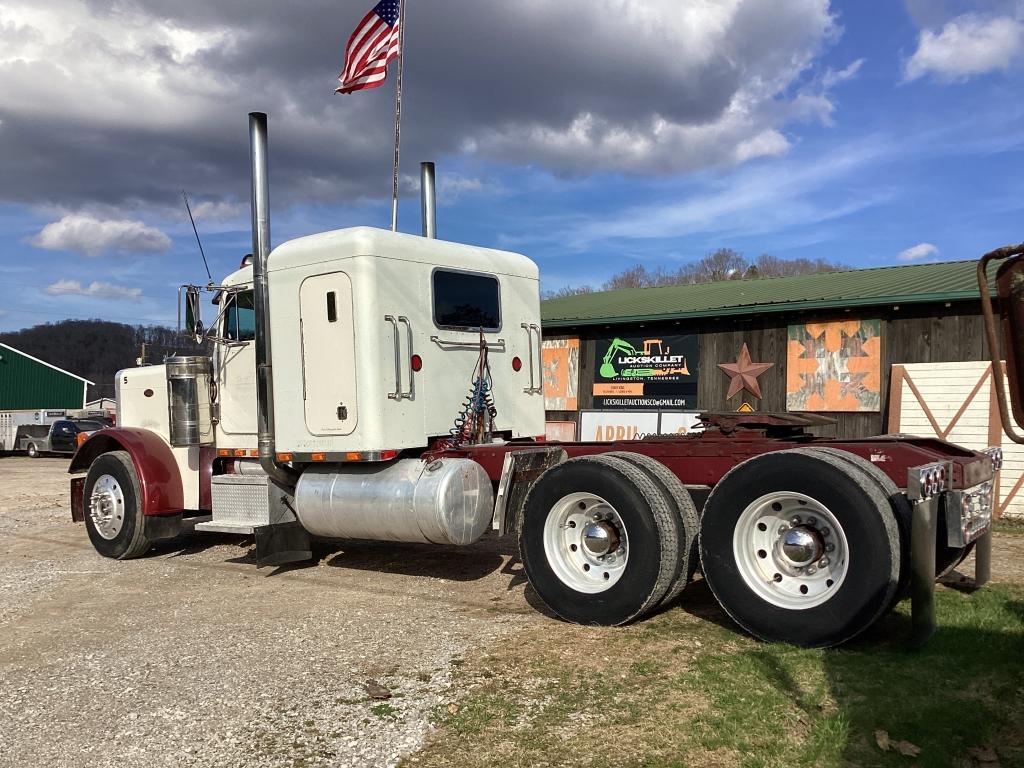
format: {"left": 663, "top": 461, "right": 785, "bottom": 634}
{"left": 786, "top": 319, "right": 881, "bottom": 412}
{"left": 542, "top": 338, "right": 580, "bottom": 411}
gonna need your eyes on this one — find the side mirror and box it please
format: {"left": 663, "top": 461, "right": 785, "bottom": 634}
{"left": 979, "top": 244, "right": 1024, "bottom": 443}
{"left": 181, "top": 286, "right": 205, "bottom": 343}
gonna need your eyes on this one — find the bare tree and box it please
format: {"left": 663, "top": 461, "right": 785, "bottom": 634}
{"left": 547, "top": 248, "right": 850, "bottom": 297}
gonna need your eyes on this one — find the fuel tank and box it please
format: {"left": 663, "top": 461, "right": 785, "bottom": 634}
{"left": 294, "top": 458, "right": 494, "bottom": 545}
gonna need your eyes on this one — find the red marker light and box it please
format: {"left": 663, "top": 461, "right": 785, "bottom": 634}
{"left": 512, "top": 356, "right": 522, "bottom": 371}
{"left": 410, "top": 354, "right": 423, "bottom": 372}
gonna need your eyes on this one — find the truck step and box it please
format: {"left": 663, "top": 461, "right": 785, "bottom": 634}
{"left": 193, "top": 520, "right": 256, "bottom": 535}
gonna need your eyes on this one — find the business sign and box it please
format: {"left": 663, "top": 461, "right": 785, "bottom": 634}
{"left": 592, "top": 334, "right": 699, "bottom": 410}
{"left": 579, "top": 411, "right": 704, "bottom": 442}
{"left": 580, "top": 411, "right": 660, "bottom": 442}
{"left": 545, "top": 420, "right": 577, "bottom": 442}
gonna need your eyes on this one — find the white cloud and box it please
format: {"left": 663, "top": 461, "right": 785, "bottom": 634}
{"left": 905, "top": 13, "right": 1024, "bottom": 81}
{"left": 45, "top": 279, "right": 143, "bottom": 300}
{"left": 898, "top": 242, "right": 939, "bottom": 261}
{"left": 190, "top": 200, "right": 246, "bottom": 222}
{"left": 30, "top": 214, "right": 171, "bottom": 256}
{"left": 556, "top": 138, "right": 894, "bottom": 248}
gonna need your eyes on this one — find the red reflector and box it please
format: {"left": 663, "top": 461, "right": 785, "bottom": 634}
{"left": 512, "top": 356, "right": 522, "bottom": 371}
{"left": 410, "top": 354, "right": 423, "bottom": 372}
{"left": 381, "top": 450, "right": 398, "bottom": 460}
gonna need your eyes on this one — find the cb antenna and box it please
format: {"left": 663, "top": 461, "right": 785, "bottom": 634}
{"left": 182, "top": 190, "right": 213, "bottom": 283}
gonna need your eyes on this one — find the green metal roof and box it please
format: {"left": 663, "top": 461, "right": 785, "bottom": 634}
{"left": 541, "top": 259, "right": 986, "bottom": 328}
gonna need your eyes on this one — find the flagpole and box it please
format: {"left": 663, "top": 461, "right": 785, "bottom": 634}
{"left": 390, "top": 0, "right": 407, "bottom": 232}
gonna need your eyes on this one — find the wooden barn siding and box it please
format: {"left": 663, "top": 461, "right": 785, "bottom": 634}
{"left": 543, "top": 300, "right": 995, "bottom": 439}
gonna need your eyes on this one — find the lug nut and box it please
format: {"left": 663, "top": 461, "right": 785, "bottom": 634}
{"left": 806, "top": 566, "right": 817, "bottom": 575}
{"left": 821, "top": 527, "right": 830, "bottom": 537}
{"left": 807, "top": 517, "right": 817, "bottom": 526}
{"left": 778, "top": 525, "right": 788, "bottom": 534}
{"left": 819, "top": 558, "right": 829, "bottom": 567}
{"left": 826, "top": 543, "right": 835, "bottom": 552}
{"left": 791, "top": 516, "right": 802, "bottom": 525}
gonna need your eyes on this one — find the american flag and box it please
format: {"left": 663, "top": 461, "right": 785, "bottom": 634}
{"left": 335, "top": 0, "right": 402, "bottom": 94}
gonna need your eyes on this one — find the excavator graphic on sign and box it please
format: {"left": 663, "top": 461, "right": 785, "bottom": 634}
{"left": 600, "top": 338, "right": 639, "bottom": 377}
{"left": 600, "top": 338, "right": 690, "bottom": 378}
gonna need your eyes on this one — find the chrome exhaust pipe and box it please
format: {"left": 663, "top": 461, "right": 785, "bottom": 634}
{"left": 420, "top": 161, "right": 436, "bottom": 239}
{"left": 249, "top": 112, "right": 298, "bottom": 488}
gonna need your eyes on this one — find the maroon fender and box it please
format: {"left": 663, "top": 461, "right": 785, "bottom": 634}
{"left": 69, "top": 428, "right": 184, "bottom": 516}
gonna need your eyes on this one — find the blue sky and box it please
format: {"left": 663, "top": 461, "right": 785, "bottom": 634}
{"left": 0, "top": 0, "right": 1022, "bottom": 332}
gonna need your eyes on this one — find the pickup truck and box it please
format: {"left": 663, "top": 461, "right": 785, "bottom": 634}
{"left": 19, "top": 419, "right": 110, "bottom": 457}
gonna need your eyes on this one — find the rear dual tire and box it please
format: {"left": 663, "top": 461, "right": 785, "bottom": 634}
{"left": 520, "top": 455, "right": 684, "bottom": 626}
{"left": 700, "top": 448, "right": 901, "bottom": 647}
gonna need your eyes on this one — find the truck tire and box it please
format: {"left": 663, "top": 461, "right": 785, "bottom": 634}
{"left": 83, "top": 451, "right": 151, "bottom": 560}
{"left": 26, "top": 443, "right": 39, "bottom": 458}
{"left": 607, "top": 451, "right": 699, "bottom": 606}
{"left": 519, "top": 455, "right": 679, "bottom": 625}
{"left": 700, "top": 449, "right": 900, "bottom": 647}
{"left": 810, "top": 447, "right": 969, "bottom": 591}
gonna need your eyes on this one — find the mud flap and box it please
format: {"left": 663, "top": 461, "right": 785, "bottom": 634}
{"left": 70, "top": 477, "right": 86, "bottom": 523}
{"left": 145, "top": 513, "right": 183, "bottom": 541}
{"left": 493, "top": 447, "right": 568, "bottom": 536}
{"left": 254, "top": 521, "right": 312, "bottom": 568}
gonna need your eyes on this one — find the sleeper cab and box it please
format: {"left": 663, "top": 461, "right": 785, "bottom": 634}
{"left": 266, "top": 227, "right": 545, "bottom": 457}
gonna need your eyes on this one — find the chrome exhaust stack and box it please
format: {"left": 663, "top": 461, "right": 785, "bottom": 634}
{"left": 420, "top": 161, "right": 436, "bottom": 239}
{"left": 249, "top": 111, "right": 298, "bottom": 488}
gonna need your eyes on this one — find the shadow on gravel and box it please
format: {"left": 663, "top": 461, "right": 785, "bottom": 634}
{"left": 317, "top": 537, "right": 505, "bottom": 582}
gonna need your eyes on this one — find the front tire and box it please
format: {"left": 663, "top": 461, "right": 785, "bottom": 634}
{"left": 27, "top": 443, "right": 39, "bottom": 458}
{"left": 83, "top": 451, "right": 151, "bottom": 559}
{"left": 520, "top": 455, "right": 679, "bottom": 625}
{"left": 700, "top": 449, "right": 900, "bottom": 647}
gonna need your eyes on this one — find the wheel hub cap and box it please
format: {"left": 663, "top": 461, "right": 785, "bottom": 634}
{"left": 780, "top": 526, "right": 824, "bottom": 567}
{"left": 582, "top": 521, "right": 619, "bottom": 556}
{"left": 89, "top": 474, "right": 125, "bottom": 540}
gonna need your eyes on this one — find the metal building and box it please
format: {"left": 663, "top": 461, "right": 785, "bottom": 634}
{"left": 0, "top": 343, "right": 92, "bottom": 410}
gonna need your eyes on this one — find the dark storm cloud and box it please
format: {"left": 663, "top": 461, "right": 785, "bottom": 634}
{"left": 0, "top": 0, "right": 838, "bottom": 213}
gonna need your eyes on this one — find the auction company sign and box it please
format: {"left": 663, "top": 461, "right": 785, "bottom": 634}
{"left": 592, "top": 334, "right": 699, "bottom": 410}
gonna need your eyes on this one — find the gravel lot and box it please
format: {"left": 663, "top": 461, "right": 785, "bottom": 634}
{"left": 0, "top": 456, "right": 541, "bottom": 768}
{"left": 1, "top": 456, "right": 1021, "bottom": 768}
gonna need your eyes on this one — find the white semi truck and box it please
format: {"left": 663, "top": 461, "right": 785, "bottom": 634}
{"left": 69, "top": 113, "right": 1019, "bottom": 648}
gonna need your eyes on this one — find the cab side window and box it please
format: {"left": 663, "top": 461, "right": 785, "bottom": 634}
{"left": 224, "top": 291, "right": 256, "bottom": 341}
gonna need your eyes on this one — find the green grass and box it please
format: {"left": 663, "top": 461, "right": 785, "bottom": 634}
{"left": 408, "top": 584, "right": 1024, "bottom": 768}
{"left": 994, "top": 518, "right": 1024, "bottom": 535}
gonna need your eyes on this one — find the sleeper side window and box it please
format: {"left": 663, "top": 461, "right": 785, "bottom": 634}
{"left": 432, "top": 270, "right": 501, "bottom": 331}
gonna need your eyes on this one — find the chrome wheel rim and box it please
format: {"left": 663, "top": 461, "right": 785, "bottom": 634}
{"left": 733, "top": 491, "right": 849, "bottom": 610}
{"left": 543, "top": 492, "right": 629, "bottom": 594}
{"left": 89, "top": 474, "right": 126, "bottom": 540}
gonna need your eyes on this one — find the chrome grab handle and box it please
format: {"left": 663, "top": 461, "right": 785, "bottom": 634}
{"left": 530, "top": 323, "right": 544, "bottom": 394}
{"left": 522, "top": 323, "right": 539, "bottom": 394}
{"left": 384, "top": 315, "right": 402, "bottom": 400}
{"left": 429, "top": 335, "right": 506, "bottom": 352}
{"left": 398, "top": 316, "right": 415, "bottom": 401}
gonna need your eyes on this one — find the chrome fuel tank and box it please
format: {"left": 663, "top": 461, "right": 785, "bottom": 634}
{"left": 294, "top": 458, "right": 494, "bottom": 545}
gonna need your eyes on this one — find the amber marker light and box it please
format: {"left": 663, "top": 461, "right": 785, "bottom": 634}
{"left": 311, "top": 453, "right": 327, "bottom": 462}
{"left": 218, "top": 449, "right": 232, "bottom": 457}
{"left": 233, "top": 449, "right": 247, "bottom": 457}
{"left": 345, "top": 452, "right": 362, "bottom": 461}
{"left": 277, "top": 452, "right": 294, "bottom": 462}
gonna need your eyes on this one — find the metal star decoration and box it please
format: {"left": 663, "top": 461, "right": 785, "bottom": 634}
{"left": 718, "top": 343, "right": 774, "bottom": 400}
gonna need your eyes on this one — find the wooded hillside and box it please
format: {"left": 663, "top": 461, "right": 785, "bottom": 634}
{"left": 0, "top": 320, "right": 203, "bottom": 400}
